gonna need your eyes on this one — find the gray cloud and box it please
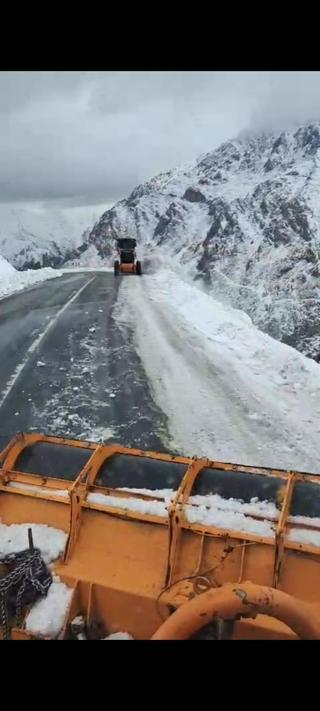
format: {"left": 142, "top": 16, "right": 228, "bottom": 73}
{"left": 246, "top": 72, "right": 320, "bottom": 133}
{"left": 1, "top": 71, "right": 320, "bottom": 210}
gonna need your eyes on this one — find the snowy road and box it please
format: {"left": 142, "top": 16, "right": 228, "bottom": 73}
{"left": 117, "top": 268, "right": 320, "bottom": 474}
{"left": 0, "top": 272, "right": 167, "bottom": 451}
{"left": 1, "top": 267, "right": 320, "bottom": 474}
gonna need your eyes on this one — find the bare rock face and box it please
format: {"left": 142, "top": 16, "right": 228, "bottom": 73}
{"left": 183, "top": 187, "right": 206, "bottom": 203}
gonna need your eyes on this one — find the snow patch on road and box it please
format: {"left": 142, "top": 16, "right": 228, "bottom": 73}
{"left": 82, "top": 425, "right": 115, "bottom": 442}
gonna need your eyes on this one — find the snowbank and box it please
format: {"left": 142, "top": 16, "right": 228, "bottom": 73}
{"left": 0, "top": 254, "right": 63, "bottom": 301}
{"left": 116, "top": 268, "right": 320, "bottom": 473}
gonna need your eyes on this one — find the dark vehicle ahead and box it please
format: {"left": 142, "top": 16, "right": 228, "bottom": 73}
{"left": 114, "top": 238, "right": 142, "bottom": 276}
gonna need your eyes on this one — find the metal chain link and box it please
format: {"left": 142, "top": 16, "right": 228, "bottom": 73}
{"left": 0, "top": 593, "right": 9, "bottom": 640}
{"left": 0, "top": 547, "right": 52, "bottom": 639}
{"left": 15, "top": 578, "right": 27, "bottom": 629}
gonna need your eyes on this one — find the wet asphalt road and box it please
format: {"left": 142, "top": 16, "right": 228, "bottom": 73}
{"left": 0, "top": 272, "right": 169, "bottom": 452}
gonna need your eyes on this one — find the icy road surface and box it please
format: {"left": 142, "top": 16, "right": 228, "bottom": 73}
{"left": 0, "top": 272, "right": 167, "bottom": 451}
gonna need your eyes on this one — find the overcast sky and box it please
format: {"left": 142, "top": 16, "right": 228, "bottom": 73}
{"left": 1, "top": 71, "right": 320, "bottom": 214}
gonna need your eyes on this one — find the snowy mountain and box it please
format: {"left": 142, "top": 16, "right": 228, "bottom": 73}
{"left": 87, "top": 123, "right": 320, "bottom": 361}
{"left": 0, "top": 204, "right": 96, "bottom": 270}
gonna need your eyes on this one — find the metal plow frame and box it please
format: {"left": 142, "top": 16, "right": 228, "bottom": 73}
{"left": 1, "top": 432, "right": 320, "bottom": 639}
{"left": 119, "top": 263, "right": 136, "bottom": 274}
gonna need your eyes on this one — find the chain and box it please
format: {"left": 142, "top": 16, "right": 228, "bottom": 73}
{"left": 0, "top": 546, "right": 52, "bottom": 639}
{"left": 15, "top": 578, "right": 27, "bottom": 629}
{"left": 0, "top": 593, "right": 9, "bottom": 640}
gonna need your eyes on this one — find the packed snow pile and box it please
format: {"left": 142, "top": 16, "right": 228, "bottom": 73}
{"left": 89, "top": 121, "right": 320, "bottom": 360}
{"left": 0, "top": 255, "right": 62, "bottom": 301}
{"left": 88, "top": 485, "right": 320, "bottom": 547}
{"left": 185, "top": 500, "right": 275, "bottom": 537}
{"left": 7, "top": 482, "right": 69, "bottom": 498}
{"left": 188, "top": 493, "right": 278, "bottom": 519}
{"left": 117, "top": 268, "right": 320, "bottom": 473}
{"left": 25, "top": 576, "right": 73, "bottom": 638}
{"left": 287, "top": 527, "right": 320, "bottom": 547}
{"left": 0, "top": 522, "right": 67, "bottom": 564}
{"left": 88, "top": 489, "right": 274, "bottom": 538}
{"left": 120, "top": 486, "right": 176, "bottom": 500}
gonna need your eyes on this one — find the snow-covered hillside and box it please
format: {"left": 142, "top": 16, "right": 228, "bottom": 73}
{"left": 0, "top": 204, "right": 97, "bottom": 270}
{"left": 0, "top": 253, "right": 62, "bottom": 300}
{"left": 87, "top": 123, "right": 320, "bottom": 361}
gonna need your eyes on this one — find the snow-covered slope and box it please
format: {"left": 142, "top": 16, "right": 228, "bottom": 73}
{"left": 0, "top": 253, "right": 62, "bottom": 300}
{"left": 0, "top": 254, "right": 15, "bottom": 277}
{"left": 117, "top": 268, "right": 320, "bottom": 473}
{"left": 88, "top": 123, "right": 320, "bottom": 361}
{"left": 0, "top": 204, "right": 96, "bottom": 270}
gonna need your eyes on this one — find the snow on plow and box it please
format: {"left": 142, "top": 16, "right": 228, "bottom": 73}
{"left": 1, "top": 432, "right": 320, "bottom": 639}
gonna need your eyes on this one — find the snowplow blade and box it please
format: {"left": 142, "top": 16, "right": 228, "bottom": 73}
{"left": 120, "top": 263, "right": 135, "bottom": 273}
{"left": 1, "top": 432, "right": 320, "bottom": 640}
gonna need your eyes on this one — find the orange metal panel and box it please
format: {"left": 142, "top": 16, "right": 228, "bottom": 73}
{"left": 120, "top": 263, "right": 135, "bottom": 273}
{"left": 1, "top": 433, "right": 320, "bottom": 639}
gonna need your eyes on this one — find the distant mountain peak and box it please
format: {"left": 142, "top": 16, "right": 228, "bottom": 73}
{"left": 0, "top": 205, "right": 96, "bottom": 270}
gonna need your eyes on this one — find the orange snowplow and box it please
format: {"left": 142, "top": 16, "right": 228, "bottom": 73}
{"left": 1, "top": 432, "right": 320, "bottom": 640}
{"left": 114, "top": 238, "right": 142, "bottom": 276}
